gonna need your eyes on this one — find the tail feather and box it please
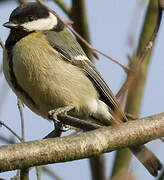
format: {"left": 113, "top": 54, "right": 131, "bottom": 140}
{"left": 130, "top": 145, "right": 162, "bottom": 177}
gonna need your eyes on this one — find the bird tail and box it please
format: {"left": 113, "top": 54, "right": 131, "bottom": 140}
{"left": 130, "top": 145, "right": 162, "bottom": 177}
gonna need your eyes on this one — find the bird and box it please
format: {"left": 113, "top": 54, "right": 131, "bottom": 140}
{"left": 2, "top": 2, "right": 162, "bottom": 176}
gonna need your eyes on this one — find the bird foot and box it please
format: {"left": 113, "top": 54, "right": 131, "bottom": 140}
{"left": 48, "top": 106, "right": 74, "bottom": 131}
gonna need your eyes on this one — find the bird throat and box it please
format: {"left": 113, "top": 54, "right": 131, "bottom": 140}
{"left": 5, "top": 29, "right": 32, "bottom": 50}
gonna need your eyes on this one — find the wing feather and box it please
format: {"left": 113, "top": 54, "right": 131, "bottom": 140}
{"left": 44, "top": 29, "right": 127, "bottom": 121}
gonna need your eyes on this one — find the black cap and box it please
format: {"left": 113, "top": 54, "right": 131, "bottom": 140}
{"left": 9, "top": 2, "right": 49, "bottom": 24}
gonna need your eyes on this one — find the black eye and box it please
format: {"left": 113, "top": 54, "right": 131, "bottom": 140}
{"left": 28, "top": 16, "right": 34, "bottom": 21}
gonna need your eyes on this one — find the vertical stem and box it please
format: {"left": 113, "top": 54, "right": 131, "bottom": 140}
{"left": 52, "top": 0, "right": 70, "bottom": 15}
{"left": 110, "top": 149, "right": 131, "bottom": 180}
{"left": 126, "top": 0, "right": 158, "bottom": 115}
{"left": 89, "top": 155, "right": 106, "bottom": 180}
{"left": 71, "top": 0, "right": 93, "bottom": 61}
{"left": 17, "top": 3, "right": 28, "bottom": 180}
{"left": 20, "top": 168, "right": 29, "bottom": 180}
{"left": 17, "top": 99, "right": 25, "bottom": 142}
{"left": 157, "top": 169, "right": 164, "bottom": 180}
{"left": 111, "top": 1, "right": 159, "bottom": 179}
{"left": 71, "top": 1, "right": 105, "bottom": 179}
{"left": 17, "top": 0, "right": 28, "bottom": 3}
{"left": 36, "top": 166, "right": 41, "bottom": 180}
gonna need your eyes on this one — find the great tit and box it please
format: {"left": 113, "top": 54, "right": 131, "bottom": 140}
{"left": 2, "top": 2, "right": 162, "bottom": 176}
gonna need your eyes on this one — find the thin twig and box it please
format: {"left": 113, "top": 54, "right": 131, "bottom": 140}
{"left": 93, "top": 48, "right": 129, "bottom": 72}
{"left": 112, "top": 2, "right": 163, "bottom": 179}
{"left": 156, "top": 168, "right": 164, "bottom": 180}
{"left": 17, "top": 99, "right": 25, "bottom": 142}
{"left": 71, "top": 3, "right": 107, "bottom": 173}
{"left": 17, "top": 0, "right": 28, "bottom": 3}
{"left": 63, "top": 20, "right": 74, "bottom": 25}
{"left": 0, "top": 65, "right": 2, "bottom": 74}
{"left": 127, "top": 0, "right": 147, "bottom": 50}
{"left": 37, "top": 0, "right": 129, "bottom": 72}
{"left": 116, "top": 71, "right": 134, "bottom": 98}
{"left": 89, "top": 155, "right": 106, "bottom": 180}
{"left": 116, "top": 3, "right": 163, "bottom": 98}
{"left": 42, "top": 166, "right": 62, "bottom": 180}
{"left": 53, "top": 0, "right": 70, "bottom": 16}
{"left": 0, "top": 82, "right": 9, "bottom": 112}
{"left": 66, "top": 25, "right": 129, "bottom": 71}
{"left": 0, "top": 135, "right": 15, "bottom": 144}
{"left": 137, "top": 4, "right": 162, "bottom": 66}
{"left": 0, "top": 39, "right": 3, "bottom": 73}
{"left": 70, "top": 0, "right": 96, "bottom": 60}
{"left": 17, "top": 98, "right": 28, "bottom": 179}
{"left": 35, "top": 167, "right": 41, "bottom": 180}
{"left": 160, "top": 137, "right": 164, "bottom": 143}
{"left": 0, "top": 121, "right": 22, "bottom": 142}
{"left": 0, "top": 38, "right": 4, "bottom": 49}
{"left": 160, "top": 0, "right": 164, "bottom": 8}
{"left": 16, "top": 170, "right": 20, "bottom": 180}
{"left": 20, "top": 168, "right": 29, "bottom": 180}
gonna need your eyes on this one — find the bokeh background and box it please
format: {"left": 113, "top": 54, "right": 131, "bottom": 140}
{"left": 0, "top": 0, "right": 163, "bottom": 179}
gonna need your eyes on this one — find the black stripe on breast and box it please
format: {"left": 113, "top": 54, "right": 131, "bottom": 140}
{"left": 5, "top": 30, "right": 38, "bottom": 109}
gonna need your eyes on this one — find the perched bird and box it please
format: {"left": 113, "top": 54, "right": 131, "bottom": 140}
{"left": 3, "top": 2, "right": 162, "bottom": 176}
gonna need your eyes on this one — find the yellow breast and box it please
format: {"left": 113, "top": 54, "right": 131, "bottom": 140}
{"left": 3, "top": 31, "right": 99, "bottom": 119}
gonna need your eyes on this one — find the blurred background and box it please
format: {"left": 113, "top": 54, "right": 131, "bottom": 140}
{"left": 0, "top": 0, "right": 163, "bottom": 179}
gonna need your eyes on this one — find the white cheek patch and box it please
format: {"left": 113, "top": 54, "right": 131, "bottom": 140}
{"left": 22, "top": 13, "right": 58, "bottom": 31}
{"left": 74, "top": 55, "right": 89, "bottom": 61}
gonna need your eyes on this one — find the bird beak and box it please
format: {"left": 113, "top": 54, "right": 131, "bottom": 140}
{"left": 3, "top": 21, "right": 19, "bottom": 29}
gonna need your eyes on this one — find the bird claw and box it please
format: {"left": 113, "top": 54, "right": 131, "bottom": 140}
{"left": 48, "top": 106, "right": 74, "bottom": 131}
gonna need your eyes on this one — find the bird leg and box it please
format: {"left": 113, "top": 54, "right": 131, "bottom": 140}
{"left": 44, "top": 105, "right": 103, "bottom": 139}
{"left": 48, "top": 106, "right": 74, "bottom": 132}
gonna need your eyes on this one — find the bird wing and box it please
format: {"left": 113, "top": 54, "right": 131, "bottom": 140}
{"left": 44, "top": 29, "right": 126, "bottom": 122}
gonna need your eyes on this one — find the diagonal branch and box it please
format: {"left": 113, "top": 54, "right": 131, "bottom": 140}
{"left": 70, "top": 0, "right": 93, "bottom": 60}
{"left": 0, "top": 112, "right": 163, "bottom": 172}
{"left": 112, "top": 1, "right": 162, "bottom": 179}
{"left": 52, "top": 0, "right": 70, "bottom": 16}
{"left": 157, "top": 168, "right": 164, "bottom": 180}
{"left": 42, "top": 166, "right": 62, "bottom": 180}
{"left": 116, "top": 1, "right": 163, "bottom": 99}
{"left": 17, "top": 0, "right": 28, "bottom": 3}
{"left": 37, "top": 0, "right": 129, "bottom": 72}
{"left": 0, "top": 121, "right": 22, "bottom": 142}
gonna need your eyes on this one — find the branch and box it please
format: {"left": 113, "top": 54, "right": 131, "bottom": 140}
{"left": 20, "top": 168, "right": 29, "bottom": 180}
{"left": 160, "top": 0, "right": 164, "bottom": 8}
{"left": 0, "top": 38, "right": 4, "bottom": 74}
{"left": 157, "top": 168, "right": 164, "bottom": 180}
{"left": 0, "top": 113, "right": 163, "bottom": 172}
{"left": 53, "top": 0, "right": 70, "bottom": 16}
{"left": 17, "top": 0, "right": 27, "bottom": 3}
{"left": 70, "top": 0, "right": 93, "bottom": 60}
{"left": 116, "top": 0, "right": 163, "bottom": 98}
{"left": 42, "top": 166, "right": 62, "bottom": 180}
{"left": 113, "top": 1, "right": 161, "bottom": 179}
{"left": 0, "top": 38, "right": 4, "bottom": 49}
{"left": 37, "top": 0, "right": 129, "bottom": 72}
{"left": 0, "top": 65, "right": 2, "bottom": 74}
{"left": 0, "top": 135, "right": 15, "bottom": 144}
{"left": 17, "top": 99, "right": 25, "bottom": 142}
{"left": 35, "top": 167, "right": 41, "bottom": 180}
{"left": 0, "top": 121, "right": 22, "bottom": 142}
{"left": 89, "top": 155, "right": 106, "bottom": 180}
